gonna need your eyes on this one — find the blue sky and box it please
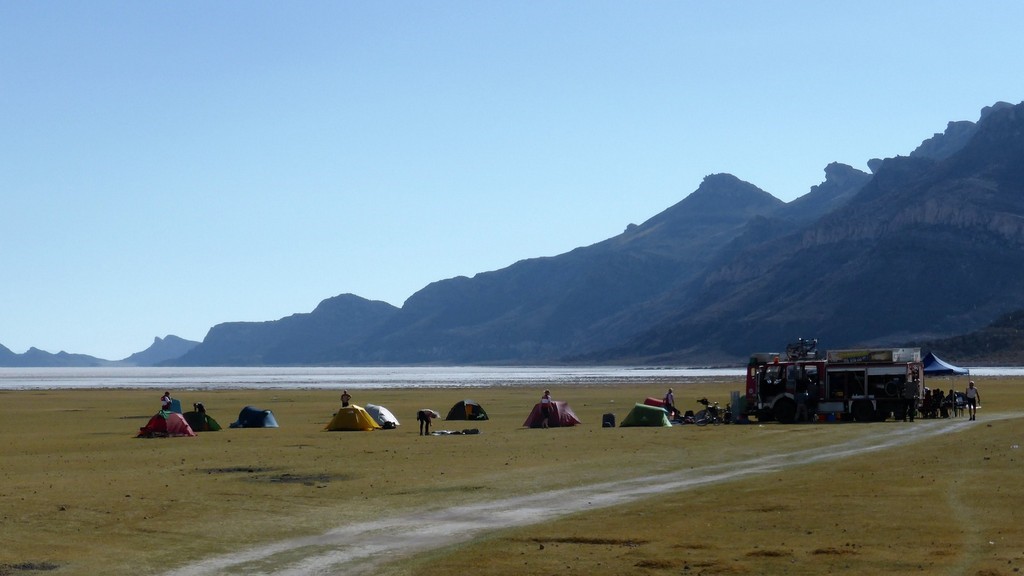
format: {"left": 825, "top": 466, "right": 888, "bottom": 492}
{"left": 2, "top": 1, "right": 1023, "bottom": 360}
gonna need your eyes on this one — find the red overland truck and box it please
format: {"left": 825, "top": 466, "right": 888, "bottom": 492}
{"left": 743, "top": 340, "right": 924, "bottom": 423}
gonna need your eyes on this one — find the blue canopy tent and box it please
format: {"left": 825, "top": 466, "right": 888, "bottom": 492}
{"left": 922, "top": 352, "right": 969, "bottom": 376}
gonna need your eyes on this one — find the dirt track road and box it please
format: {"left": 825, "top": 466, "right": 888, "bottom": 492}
{"left": 165, "top": 417, "right": 981, "bottom": 576}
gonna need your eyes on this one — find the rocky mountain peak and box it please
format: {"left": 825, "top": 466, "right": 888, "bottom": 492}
{"left": 980, "top": 101, "right": 1015, "bottom": 120}
{"left": 625, "top": 173, "right": 781, "bottom": 246}
{"left": 890, "top": 101, "right": 1021, "bottom": 164}
{"left": 690, "top": 173, "right": 776, "bottom": 203}
{"left": 822, "top": 162, "right": 870, "bottom": 186}
{"left": 781, "top": 162, "right": 871, "bottom": 224}
{"left": 120, "top": 335, "right": 200, "bottom": 366}
{"left": 911, "top": 120, "right": 978, "bottom": 161}
{"left": 667, "top": 173, "right": 782, "bottom": 220}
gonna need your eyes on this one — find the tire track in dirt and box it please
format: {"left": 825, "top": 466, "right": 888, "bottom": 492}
{"left": 166, "top": 417, "right": 992, "bottom": 576}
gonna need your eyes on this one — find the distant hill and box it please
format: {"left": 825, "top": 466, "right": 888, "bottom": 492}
{"left": 118, "top": 335, "right": 200, "bottom": 366}
{"left": 168, "top": 294, "right": 399, "bottom": 366}
{"left": 912, "top": 309, "right": 1024, "bottom": 365}
{"left": 0, "top": 335, "right": 199, "bottom": 367}
{"left": 0, "top": 344, "right": 112, "bottom": 368}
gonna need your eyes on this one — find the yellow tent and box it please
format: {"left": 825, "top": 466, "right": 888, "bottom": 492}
{"left": 325, "top": 404, "right": 381, "bottom": 431}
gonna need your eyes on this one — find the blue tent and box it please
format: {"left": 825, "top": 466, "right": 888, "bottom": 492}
{"left": 229, "top": 406, "right": 279, "bottom": 428}
{"left": 922, "top": 352, "right": 969, "bottom": 376}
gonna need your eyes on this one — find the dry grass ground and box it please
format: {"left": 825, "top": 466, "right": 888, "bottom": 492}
{"left": 1, "top": 377, "right": 1021, "bottom": 576}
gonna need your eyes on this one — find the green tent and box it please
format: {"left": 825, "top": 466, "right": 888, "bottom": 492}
{"left": 183, "top": 410, "right": 222, "bottom": 432}
{"left": 619, "top": 403, "right": 672, "bottom": 427}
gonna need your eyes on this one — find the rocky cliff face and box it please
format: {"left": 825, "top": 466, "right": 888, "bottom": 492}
{"left": 782, "top": 162, "right": 873, "bottom": 224}
{"left": 911, "top": 121, "right": 979, "bottom": 161}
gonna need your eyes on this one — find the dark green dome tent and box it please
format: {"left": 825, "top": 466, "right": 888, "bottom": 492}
{"left": 183, "top": 402, "right": 222, "bottom": 432}
{"left": 445, "top": 399, "right": 489, "bottom": 421}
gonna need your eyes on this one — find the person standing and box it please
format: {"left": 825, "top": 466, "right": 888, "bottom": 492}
{"left": 161, "top": 391, "right": 172, "bottom": 411}
{"left": 901, "top": 379, "right": 918, "bottom": 422}
{"left": 663, "top": 388, "right": 677, "bottom": 419}
{"left": 966, "top": 381, "right": 981, "bottom": 420}
{"left": 340, "top": 390, "right": 351, "bottom": 407}
{"left": 540, "top": 390, "right": 553, "bottom": 428}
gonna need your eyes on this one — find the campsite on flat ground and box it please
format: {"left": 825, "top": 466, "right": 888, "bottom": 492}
{"left": 1, "top": 378, "right": 1022, "bottom": 576}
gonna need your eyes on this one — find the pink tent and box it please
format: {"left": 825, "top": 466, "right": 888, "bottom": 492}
{"left": 137, "top": 411, "right": 197, "bottom": 438}
{"left": 522, "top": 400, "right": 582, "bottom": 428}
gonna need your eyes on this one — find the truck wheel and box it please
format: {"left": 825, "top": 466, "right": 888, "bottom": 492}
{"left": 852, "top": 400, "right": 874, "bottom": 423}
{"left": 875, "top": 401, "right": 898, "bottom": 421}
{"left": 773, "top": 398, "right": 797, "bottom": 423}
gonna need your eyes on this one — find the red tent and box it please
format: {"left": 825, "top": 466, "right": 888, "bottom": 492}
{"left": 643, "top": 397, "right": 666, "bottom": 408}
{"left": 522, "top": 400, "right": 582, "bottom": 428}
{"left": 137, "top": 411, "right": 197, "bottom": 438}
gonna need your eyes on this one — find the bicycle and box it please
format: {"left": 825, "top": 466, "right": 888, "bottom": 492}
{"left": 785, "top": 337, "right": 819, "bottom": 360}
{"left": 694, "top": 398, "right": 729, "bottom": 426}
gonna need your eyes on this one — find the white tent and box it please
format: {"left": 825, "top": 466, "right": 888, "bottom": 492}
{"left": 365, "top": 403, "right": 400, "bottom": 428}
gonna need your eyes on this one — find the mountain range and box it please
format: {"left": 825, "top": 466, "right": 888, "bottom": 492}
{"left": 4, "top": 100, "right": 1023, "bottom": 367}
{"left": 0, "top": 335, "right": 199, "bottom": 367}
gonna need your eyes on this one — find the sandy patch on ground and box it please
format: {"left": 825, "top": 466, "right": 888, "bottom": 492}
{"left": 164, "top": 416, "right": 983, "bottom": 576}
